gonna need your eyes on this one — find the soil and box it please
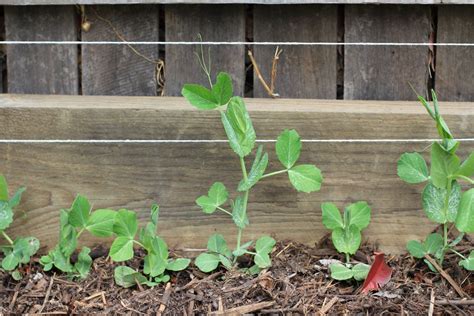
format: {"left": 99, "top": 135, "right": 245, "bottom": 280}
{"left": 1, "top": 235, "right": 472, "bottom": 315}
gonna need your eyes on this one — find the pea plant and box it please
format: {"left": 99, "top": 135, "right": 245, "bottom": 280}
{"left": 182, "top": 70, "right": 323, "bottom": 273}
{"left": 0, "top": 175, "right": 39, "bottom": 280}
{"left": 109, "top": 205, "right": 190, "bottom": 288}
{"left": 321, "top": 201, "right": 371, "bottom": 281}
{"left": 397, "top": 90, "right": 473, "bottom": 271}
{"left": 40, "top": 195, "right": 116, "bottom": 279}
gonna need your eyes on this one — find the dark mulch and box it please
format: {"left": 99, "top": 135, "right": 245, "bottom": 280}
{"left": 1, "top": 235, "right": 473, "bottom": 315}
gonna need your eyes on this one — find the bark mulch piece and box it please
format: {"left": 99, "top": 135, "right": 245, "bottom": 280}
{"left": 1, "top": 237, "right": 472, "bottom": 315}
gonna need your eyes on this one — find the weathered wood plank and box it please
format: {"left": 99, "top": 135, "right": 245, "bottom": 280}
{"left": 2, "top": 1, "right": 472, "bottom": 5}
{"left": 344, "top": 5, "right": 431, "bottom": 100}
{"left": 253, "top": 5, "right": 337, "bottom": 99}
{"left": 81, "top": 5, "right": 159, "bottom": 96}
{"left": 165, "top": 4, "right": 245, "bottom": 96}
{"left": 436, "top": 6, "right": 474, "bottom": 101}
{"left": 0, "top": 95, "right": 473, "bottom": 254}
{"left": 4, "top": 6, "right": 78, "bottom": 94}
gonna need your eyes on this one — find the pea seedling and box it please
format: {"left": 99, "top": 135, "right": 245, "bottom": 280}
{"left": 397, "top": 90, "right": 473, "bottom": 271}
{"left": 321, "top": 201, "right": 371, "bottom": 281}
{"left": 182, "top": 69, "right": 323, "bottom": 273}
{"left": 0, "top": 175, "right": 39, "bottom": 280}
{"left": 40, "top": 195, "right": 116, "bottom": 279}
{"left": 110, "top": 205, "right": 190, "bottom": 288}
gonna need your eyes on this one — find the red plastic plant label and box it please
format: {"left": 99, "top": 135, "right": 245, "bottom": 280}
{"left": 361, "top": 252, "right": 392, "bottom": 293}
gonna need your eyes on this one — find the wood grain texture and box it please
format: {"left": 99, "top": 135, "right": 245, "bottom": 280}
{"left": 2, "top": 1, "right": 472, "bottom": 5}
{"left": 165, "top": 4, "right": 245, "bottom": 96}
{"left": 253, "top": 5, "right": 337, "bottom": 99}
{"left": 344, "top": 5, "right": 431, "bottom": 100}
{"left": 0, "top": 95, "right": 473, "bottom": 254}
{"left": 4, "top": 6, "right": 78, "bottom": 94}
{"left": 436, "top": 6, "right": 474, "bottom": 101}
{"left": 81, "top": 5, "right": 159, "bottom": 96}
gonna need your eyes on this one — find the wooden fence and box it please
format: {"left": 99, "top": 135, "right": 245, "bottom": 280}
{"left": 0, "top": 3, "right": 473, "bottom": 100}
{"left": 1, "top": 95, "right": 473, "bottom": 253}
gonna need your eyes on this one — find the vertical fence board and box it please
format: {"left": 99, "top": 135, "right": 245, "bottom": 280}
{"left": 4, "top": 6, "right": 78, "bottom": 94}
{"left": 253, "top": 5, "right": 337, "bottom": 99}
{"left": 82, "top": 5, "right": 159, "bottom": 96}
{"left": 436, "top": 6, "right": 474, "bottom": 101}
{"left": 165, "top": 4, "right": 245, "bottom": 96}
{"left": 344, "top": 5, "right": 430, "bottom": 100}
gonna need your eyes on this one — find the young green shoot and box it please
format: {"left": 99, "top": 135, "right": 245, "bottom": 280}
{"left": 0, "top": 175, "right": 39, "bottom": 280}
{"left": 397, "top": 90, "right": 473, "bottom": 271}
{"left": 321, "top": 201, "right": 371, "bottom": 281}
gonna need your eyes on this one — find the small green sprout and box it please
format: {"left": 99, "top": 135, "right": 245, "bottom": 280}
{"left": 321, "top": 201, "right": 371, "bottom": 281}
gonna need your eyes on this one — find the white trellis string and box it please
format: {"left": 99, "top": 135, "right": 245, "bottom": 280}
{"left": 0, "top": 138, "right": 473, "bottom": 144}
{"left": 0, "top": 40, "right": 473, "bottom": 46}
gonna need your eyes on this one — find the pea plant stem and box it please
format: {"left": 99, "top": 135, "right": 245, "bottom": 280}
{"left": 345, "top": 253, "right": 350, "bottom": 264}
{"left": 1, "top": 231, "right": 14, "bottom": 245}
{"left": 456, "top": 175, "right": 474, "bottom": 184}
{"left": 450, "top": 248, "right": 467, "bottom": 260}
{"left": 236, "top": 156, "right": 249, "bottom": 253}
{"left": 217, "top": 206, "right": 232, "bottom": 217}
{"left": 440, "top": 180, "right": 453, "bottom": 265}
{"left": 261, "top": 169, "right": 288, "bottom": 179}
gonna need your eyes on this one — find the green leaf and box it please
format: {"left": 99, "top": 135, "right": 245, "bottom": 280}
{"left": 221, "top": 97, "right": 256, "bottom": 157}
{"left": 346, "top": 201, "right": 371, "bottom": 230}
{"left": 150, "top": 204, "right": 159, "bottom": 226}
{"left": 422, "top": 181, "right": 461, "bottom": 223}
{"left": 255, "top": 236, "right": 276, "bottom": 254}
{"left": 50, "top": 247, "right": 73, "bottom": 273}
{"left": 329, "top": 263, "right": 353, "bottom": 280}
{"left": 254, "top": 252, "right": 271, "bottom": 269}
{"left": 113, "top": 209, "right": 138, "bottom": 238}
{"left": 181, "top": 84, "right": 219, "bottom": 110}
{"left": 8, "top": 187, "right": 25, "bottom": 209}
{"left": 457, "top": 152, "right": 474, "bottom": 178}
{"left": 2, "top": 252, "right": 19, "bottom": 271}
{"left": 246, "top": 264, "right": 261, "bottom": 275}
{"left": 166, "top": 258, "right": 191, "bottom": 271}
{"left": 109, "top": 236, "right": 134, "bottom": 262}
{"left": 232, "top": 240, "right": 253, "bottom": 257}
{"left": 431, "top": 142, "right": 460, "bottom": 189}
{"left": 219, "top": 254, "right": 233, "bottom": 270}
{"left": 321, "top": 203, "right": 343, "bottom": 230}
{"left": 11, "top": 270, "right": 22, "bottom": 281}
{"left": 232, "top": 196, "right": 249, "bottom": 229}
{"left": 0, "top": 201, "right": 14, "bottom": 230}
{"left": 288, "top": 164, "right": 323, "bottom": 193}
{"left": 459, "top": 251, "right": 474, "bottom": 271}
{"left": 75, "top": 247, "right": 92, "bottom": 279}
{"left": 407, "top": 240, "right": 425, "bottom": 258}
{"left": 331, "top": 225, "right": 361, "bottom": 255}
{"left": 195, "top": 253, "right": 220, "bottom": 273}
{"left": 155, "top": 274, "right": 171, "bottom": 284}
{"left": 207, "top": 234, "right": 229, "bottom": 255}
{"left": 424, "top": 233, "right": 444, "bottom": 255}
{"left": 455, "top": 189, "right": 474, "bottom": 233}
{"left": 151, "top": 236, "right": 169, "bottom": 260}
{"left": 0, "top": 175, "right": 8, "bottom": 202}
{"left": 114, "top": 266, "right": 147, "bottom": 288}
{"left": 397, "top": 153, "right": 429, "bottom": 184}
{"left": 144, "top": 253, "right": 167, "bottom": 277}
{"left": 14, "top": 237, "right": 39, "bottom": 264}
{"left": 352, "top": 263, "right": 370, "bottom": 281}
{"left": 211, "top": 72, "right": 233, "bottom": 105}
{"left": 86, "top": 209, "right": 116, "bottom": 237}
{"left": 238, "top": 146, "right": 268, "bottom": 192}
{"left": 58, "top": 210, "right": 77, "bottom": 257}
{"left": 196, "top": 182, "right": 228, "bottom": 214}
{"left": 276, "top": 129, "right": 301, "bottom": 169}
{"left": 68, "top": 195, "right": 91, "bottom": 228}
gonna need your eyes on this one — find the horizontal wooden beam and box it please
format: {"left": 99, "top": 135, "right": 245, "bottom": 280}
{"left": 1, "top": 95, "right": 473, "bottom": 254}
{"left": 1, "top": 1, "right": 472, "bottom": 5}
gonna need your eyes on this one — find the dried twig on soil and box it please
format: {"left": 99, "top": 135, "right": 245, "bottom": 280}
{"left": 435, "top": 299, "right": 474, "bottom": 306}
{"left": 424, "top": 254, "right": 469, "bottom": 298}
{"left": 428, "top": 288, "right": 435, "bottom": 316}
{"left": 319, "top": 296, "right": 338, "bottom": 315}
{"left": 211, "top": 301, "right": 275, "bottom": 315}
{"left": 39, "top": 273, "right": 55, "bottom": 313}
{"left": 157, "top": 282, "right": 172, "bottom": 316}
